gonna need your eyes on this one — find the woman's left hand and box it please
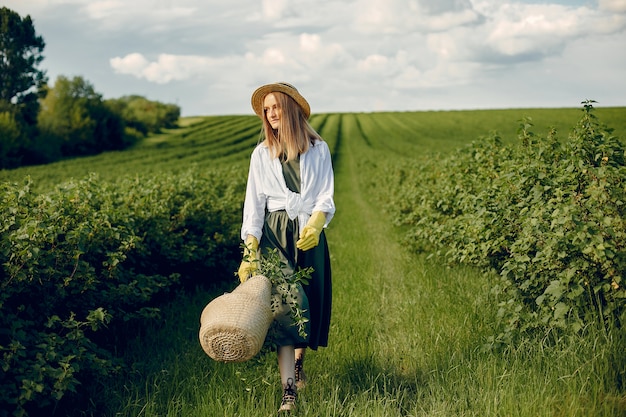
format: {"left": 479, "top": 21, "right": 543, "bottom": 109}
{"left": 296, "top": 212, "right": 326, "bottom": 251}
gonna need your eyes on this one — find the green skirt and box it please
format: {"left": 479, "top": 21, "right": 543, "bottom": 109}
{"left": 261, "top": 210, "right": 332, "bottom": 350}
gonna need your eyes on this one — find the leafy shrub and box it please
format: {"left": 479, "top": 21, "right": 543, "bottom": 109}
{"left": 376, "top": 102, "right": 626, "bottom": 344}
{"left": 0, "top": 167, "right": 245, "bottom": 416}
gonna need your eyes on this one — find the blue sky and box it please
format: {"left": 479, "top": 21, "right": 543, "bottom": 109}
{"left": 4, "top": 0, "right": 625, "bottom": 116}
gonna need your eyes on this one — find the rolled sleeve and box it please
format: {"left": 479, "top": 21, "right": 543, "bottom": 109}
{"left": 307, "top": 141, "right": 336, "bottom": 226}
{"left": 240, "top": 148, "right": 266, "bottom": 241}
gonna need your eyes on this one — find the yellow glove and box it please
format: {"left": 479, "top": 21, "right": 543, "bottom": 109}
{"left": 237, "top": 235, "right": 259, "bottom": 282}
{"left": 296, "top": 211, "right": 326, "bottom": 251}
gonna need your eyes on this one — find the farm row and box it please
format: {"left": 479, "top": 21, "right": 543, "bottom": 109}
{"left": 4, "top": 107, "right": 625, "bottom": 191}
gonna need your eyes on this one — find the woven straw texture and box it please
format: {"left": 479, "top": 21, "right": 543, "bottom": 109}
{"left": 199, "top": 275, "right": 273, "bottom": 362}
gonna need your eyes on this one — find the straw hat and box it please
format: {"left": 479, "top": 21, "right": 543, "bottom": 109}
{"left": 251, "top": 82, "right": 311, "bottom": 119}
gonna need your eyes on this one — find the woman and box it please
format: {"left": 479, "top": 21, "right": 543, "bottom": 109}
{"left": 238, "top": 82, "right": 335, "bottom": 413}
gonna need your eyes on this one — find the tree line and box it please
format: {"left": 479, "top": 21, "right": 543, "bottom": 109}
{"left": 0, "top": 7, "right": 181, "bottom": 170}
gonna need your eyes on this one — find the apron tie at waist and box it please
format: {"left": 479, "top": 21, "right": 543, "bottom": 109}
{"left": 285, "top": 190, "right": 312, "bottom": 234}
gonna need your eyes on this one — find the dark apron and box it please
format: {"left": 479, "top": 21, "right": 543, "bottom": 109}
{"left": 260, "top": 155, "right": 332, "bottom": 350}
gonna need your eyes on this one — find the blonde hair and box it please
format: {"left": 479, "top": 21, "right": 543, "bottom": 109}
{"left": 261, "top": 92, "right": 321, "bottom": 161}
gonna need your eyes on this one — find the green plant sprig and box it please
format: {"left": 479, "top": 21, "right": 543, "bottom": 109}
{"left": 240, "top": 244, "right": 312, "bottom": 342}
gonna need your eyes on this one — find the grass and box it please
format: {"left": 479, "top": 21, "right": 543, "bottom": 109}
{"left": 82, "top": 108, "right": 626, "bottom": 416}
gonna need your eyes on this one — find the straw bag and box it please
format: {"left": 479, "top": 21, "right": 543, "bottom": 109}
{"left": 199, "top": 275, "right": 273, "bottom": 362}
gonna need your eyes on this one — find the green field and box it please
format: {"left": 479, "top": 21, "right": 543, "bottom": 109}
{"left": 3, "top": 106, "right": 625, "bottom": 188}
{"left": 2, "top": 107, "right": 625, "bottom": 417}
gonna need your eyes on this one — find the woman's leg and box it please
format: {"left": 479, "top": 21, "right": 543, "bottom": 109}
{"left": 278, "top": 346, "right": 297, "bottom": 412}
{"left": 278, "top": 345, "right": 296, "bottom": 385}
{"left": 295, "top": 347, "right": 306, "bottom": 389}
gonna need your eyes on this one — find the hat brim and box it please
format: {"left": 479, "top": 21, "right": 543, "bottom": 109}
{"left": 251, "top": 82, "right": 311, "bottom": 119}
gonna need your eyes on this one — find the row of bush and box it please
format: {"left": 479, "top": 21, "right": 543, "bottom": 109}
{"left": 373, "top": 103, "right": 625, "bottom": 345}
{"left": 0, "top": 168, "right": 246, "bottom": 416}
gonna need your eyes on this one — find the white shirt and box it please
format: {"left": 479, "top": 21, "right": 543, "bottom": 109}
{"left": 241, "top": 139, "right": 336, "bottom": 241}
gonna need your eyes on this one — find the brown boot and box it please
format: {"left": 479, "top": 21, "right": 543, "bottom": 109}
{"left": 278, "top": 377, "right": 297, "bottom": 414}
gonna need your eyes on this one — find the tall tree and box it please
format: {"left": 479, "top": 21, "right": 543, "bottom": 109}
{"left": 0, "top": 7, "right": 47, "bottom": 107}
{"left": 38, "top": 75, "right": 126, "bottom": 156}
{"left": 0, "top": 7, "right": 47, "bottom": 167}
{"left": 106, "top": 95, "right": 181, "bottom": 135}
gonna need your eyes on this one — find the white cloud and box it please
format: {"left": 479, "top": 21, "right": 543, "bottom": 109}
{"left": 485, "top": 4, "right": 580, "bottom": 57}
{"left": 357, "top": 54, "right": 389, "bottom": 72}
{"left": 299, "top": 33, "right": 321, "bottom": 53}
{"left": 262, "top": 0, "right": 290, "bottom": 20}
{"left": 110, "top": 53, "right": 149, "bottom": 75}
{"left": 392, "top": 65, "right": 423, "bottom": 89}
{"left": 110, "top": 53, "right": 222, "bottom": 84}
{"left": 260, "top": 48, "right": 289, "bottom": 67}
{"left": 352, "top": 0, "right": 482, "bottom": 34}
{"left": 80, "top": 1, "right": 198, "bottom": 32}
{"left": 425, "top": 2, "right": 626, "bottom": 67}
{"left": 599, "top": 0, "right": 626, "bottom": 13}
{"left": 424, "top": 9, "right": 483, "bottom": 31}
{"left": 353, "top": 0, "right": 404, "bottom": 33}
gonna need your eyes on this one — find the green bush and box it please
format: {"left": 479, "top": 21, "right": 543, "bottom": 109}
{"left": 0, "top": 167, "right": 245, "bottom": 416}
{"left": 377, "top": 102, "right": 626, "bottom": 344}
